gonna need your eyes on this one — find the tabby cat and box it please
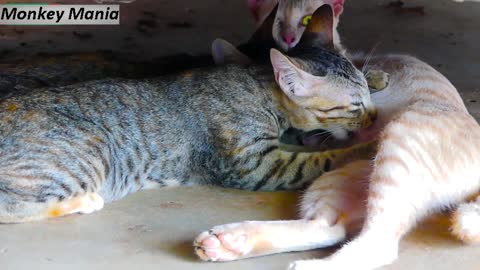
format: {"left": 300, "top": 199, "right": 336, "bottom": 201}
{"left": 0, "top": 5, "right": 375, "bottom": 223}
{"left": 247, "top": 0, "right": 345, "bottom": 52}
{"left": 194, "top": 18, "right": 480, "bottom": 270}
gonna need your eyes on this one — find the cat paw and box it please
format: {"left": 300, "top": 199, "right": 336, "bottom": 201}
{"left": 366, "top": 69, "right": 389, "bottom": 92}
{"left": 300, "top": 196, "right": 339, "bottom": 226}
{"left": 194, "top": 223, "right": 253, "bottom": 262}
{"left": 78, "top": 193, "right": 104, "bottom": 214}
{"left": 451, "top": 202, "right": 480, "bottom": 244}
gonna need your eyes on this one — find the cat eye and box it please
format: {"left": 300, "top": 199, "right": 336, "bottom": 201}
{"left": 301, "top": 15, "right": 312, "bottom": 26}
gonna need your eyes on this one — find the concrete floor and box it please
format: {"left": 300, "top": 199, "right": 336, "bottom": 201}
{"left": 1, "top": 0, "right": 480, "bottom": 269}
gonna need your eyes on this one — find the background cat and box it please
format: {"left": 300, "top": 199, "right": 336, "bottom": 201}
{"left": 247, "top": 0, "right": 345, "bottom": 52}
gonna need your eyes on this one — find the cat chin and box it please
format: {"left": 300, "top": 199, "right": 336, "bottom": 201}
{"left": 352, "top": 124, "right": 381, "bottom": 143}
{"left": 300, "top": 129, "right": 352, "bottom": 149}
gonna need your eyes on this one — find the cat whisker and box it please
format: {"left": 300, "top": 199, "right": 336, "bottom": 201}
{"left": 362, "top": 41, "right": 382, "bottom": 73}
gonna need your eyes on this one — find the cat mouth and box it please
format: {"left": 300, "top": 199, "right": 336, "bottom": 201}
{"left": 301, "top": 129, "right": 353, "bottom": 149}
{"left": 281, "top": 128, "right": 354, "bottom": 150}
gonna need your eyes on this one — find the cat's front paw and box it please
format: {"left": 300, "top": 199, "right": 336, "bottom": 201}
{"left": 451, "top": 202, "right": 480, "bottom": 244}
{"left": 366, "top": 69, "right": 390, "bottom": 92}
{"left": 194, "top": 223, "right": 253, "bottom": 262}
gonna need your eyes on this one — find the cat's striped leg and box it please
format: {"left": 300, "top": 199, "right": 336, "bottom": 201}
{"left": 194, "top": 160, "right": 371, "bottom": 262}
{"left": 0, "top": 191, "right": 104, "bottom": 223}
{"left": 451, "top": 194, "right": 480, "bottom": 244}
{"left": 0, "top": 143, "right": 108, "bottom": 223}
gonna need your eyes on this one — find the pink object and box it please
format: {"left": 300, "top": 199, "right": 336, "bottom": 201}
{"left": 282, "top": 33, "right": 296, "bottom": 46}
{"left": 332, "top": 0, "right": 345, "bottom": 16}
{"left": 247, "top": 0, "right": 262, "bottom": 20}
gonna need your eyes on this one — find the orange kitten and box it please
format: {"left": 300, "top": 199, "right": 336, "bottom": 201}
{"left": 194, "top": 53, "right": 480, "bottom": 269}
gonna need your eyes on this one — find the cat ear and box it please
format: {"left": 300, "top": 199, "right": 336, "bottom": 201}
{"left": 270, "top": 48, "right": 316, "bottom": 97}
{"left": 248, "top": 4, "right": 278, "bottom": 43}
{"left": 211, "top": 38, "right": 252, "bottom": 65}
{"left": 303, "top": 4, "right": 335, "bottom": 47}
{"left": 325, "top": 0, "right": 345, "bottom": 17}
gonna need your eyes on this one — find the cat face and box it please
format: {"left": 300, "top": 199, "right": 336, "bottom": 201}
{"left": 273, "top": 5, "right": 373, "bottom": 139}
{"left": 271, "top": 47, "right": 374, "bottom": 140}
{"left": 215, "top": 5, "right": 374, "bottom": 140}
{"left": 272, "top": 0, "right": 344, "bottom": 51}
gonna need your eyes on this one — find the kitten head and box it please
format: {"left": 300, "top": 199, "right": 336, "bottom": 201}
{"left": 271, "top": 4, "right": 374, "bottom": 139}
{"left": 273, "top": 0, "right": 344, "bottom": 51}
{"left": 214, "top": 5, "right": 375, "bottom": 140}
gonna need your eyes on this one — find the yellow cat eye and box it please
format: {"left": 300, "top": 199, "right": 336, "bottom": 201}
{"left": 301, "top": 15, "right": 312, "bottom": 26}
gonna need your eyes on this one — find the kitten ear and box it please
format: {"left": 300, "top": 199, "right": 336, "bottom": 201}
{"left": 325, "top": 0, "right": 345, "bottom": 17}
{"left": 270, "top": 48, "right": 316, "bottom": 97}
{"left": 303, "top": 4, "right": 335, "bottom": 47}
{"left": 211, "top": 38, "right": 252, "bottom": 65}
{"left": 249, "top": 4, "right": 278, "bottom": 43}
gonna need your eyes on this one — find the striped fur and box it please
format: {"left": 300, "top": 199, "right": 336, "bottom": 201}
{"left": 194, "top": 54, "right": 480, "bottom": 270}
{"left": 0, "top": 31, "right": 374, "bottom": 223}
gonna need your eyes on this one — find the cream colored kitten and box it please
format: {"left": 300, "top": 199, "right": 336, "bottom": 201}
{"left": 247, "top": 0, "right": 345, "bottom": 52}
{"left": 194, "top": 53, "right": 480, "bottom": 269}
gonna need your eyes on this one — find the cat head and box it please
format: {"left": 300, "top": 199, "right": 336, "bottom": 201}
{"left": 214, "top": 4, "right": 375, "bottom": 140}
{"left": 272, "top": 0, "right": 344, "bottom": 52}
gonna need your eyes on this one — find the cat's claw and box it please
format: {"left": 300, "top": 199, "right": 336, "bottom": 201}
{"left": 194, "top": 225, "right": 251, "bottom": 262}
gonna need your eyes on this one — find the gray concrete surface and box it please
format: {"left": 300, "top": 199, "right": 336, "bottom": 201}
{"left": 1, "top": 0, "right": 480, "bottom": 269}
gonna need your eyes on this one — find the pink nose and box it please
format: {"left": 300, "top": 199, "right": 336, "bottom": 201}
{"left": 282, "top": 34, "right": 296, "bottom": 46}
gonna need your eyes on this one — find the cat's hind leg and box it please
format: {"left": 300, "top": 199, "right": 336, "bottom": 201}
{"left": 451, "top": 194, "right": 480, "bottom": 244}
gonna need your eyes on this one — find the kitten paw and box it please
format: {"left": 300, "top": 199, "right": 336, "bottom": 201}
{"left": 451, "top": 202, "right": 480, "bottom": 244}
{"left": 301, "top": 196, "right": 339, "bottom": 226}
{"left": 194, "top": 223, "right": 253, "bottom": 262}
{"left": 78, "top": 193, "right": 104, "bottom": 214}
{"left": 366, "top": 69, "right": 390, "bottom": 91}
{"left": 47, "top": 192, "right": 104, "bottom": 218}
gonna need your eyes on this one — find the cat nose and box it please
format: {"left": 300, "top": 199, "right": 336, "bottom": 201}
{"left": 282, "top": 34, "right": 296, "bottom": 46}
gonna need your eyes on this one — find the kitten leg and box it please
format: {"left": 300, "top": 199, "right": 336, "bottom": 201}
{"left": 47, "top": 192, "right": 104, "bottom": 217}
{"left": 451, "top": 194, "right": 480, "bottom": 244}
{"left": 194, "top": 219, "right": 346, "bottom": 262}
{"left": 0, "top": 192, "right": 104, "bottom": 223}
{"left": 300, "top": 160, "right": 370, "bottom": 230}
{"left": 290, "top": 186, "right": 408, "bottom": 269}
{"left": 194, "top": 160, "right": 371, "bottom": 262}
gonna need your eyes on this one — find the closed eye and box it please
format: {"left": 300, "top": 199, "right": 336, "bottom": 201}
{"left": 347, "top": 109, "right": 362, "bottom": 116}
{"left": 314, "top": 105, "right": 348, "bottom": 113}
